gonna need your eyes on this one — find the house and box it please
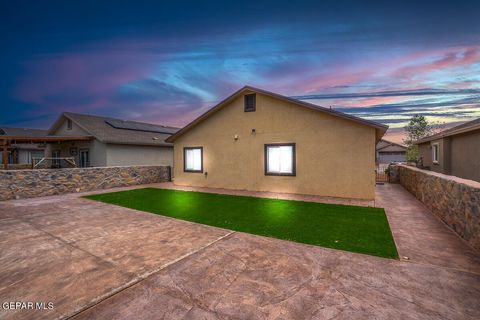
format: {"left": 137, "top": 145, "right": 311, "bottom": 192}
{"left": 166, "top": 86, "right": 388, "bottom": 200}
{"left": 44, "top": 112, "right": 179, "bottom": 168}
{"left": 416, "top": 118, "right": 480, "bottom": 182}
{"left": 0, "top": 127, "right": 47, "bottom": 167}
{"left": 376, "top": 139, "right": 407, "bottom": 164}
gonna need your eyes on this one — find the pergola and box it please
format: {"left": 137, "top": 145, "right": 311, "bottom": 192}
{"left": 1, "top": 135, "right": 94, "bottom": 169}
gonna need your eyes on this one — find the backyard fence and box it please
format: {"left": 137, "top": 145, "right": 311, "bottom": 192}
{"left": 395, "top": 164, "right": 480, "bottom": 251}
{"left": 0, "top": 165, "right": 171, "bottom": 201}
{"left": 375, "top": 164, "right": 389, "bottom": 183}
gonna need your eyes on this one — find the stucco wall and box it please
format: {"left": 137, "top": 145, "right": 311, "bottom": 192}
{"left": 0, "top": 166, "right": 171, "bottom": 201}
{"left": 450, "top": 131, "right": 480, "bottom": 182}
{"left": 106, "top": 144, "right": 173, "bottom": 167}
{"left": 398, "top": 165, "right": 480, "bottom": 251}
{"left": 418, "top": 143, "right": 432, "bottom": 168}
{"left": 173, "top": 91, "right": 377, "bottom": 200}
{"left": 47, "top": 117, "right": 107, "bottom": 167}
{"left": 418, "top": 130, "right": 480, "bottom": 182}
{"left": 45, "top": 140, "right": 107, "bottom": 167}
{"left": 55, "top": 117, "right": 90, "bottom": 136}
{"left": 418, "top": 138, "right": 450, "bottom": 174}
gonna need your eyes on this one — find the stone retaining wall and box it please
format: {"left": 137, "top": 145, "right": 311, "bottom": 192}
{"left": 397, "top": 165, "right": 480, "bottom": 251}
{"left": 0, "top": 166, "right": 170, "bottom": 201}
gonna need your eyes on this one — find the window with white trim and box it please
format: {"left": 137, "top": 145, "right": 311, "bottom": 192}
{"left": 184, "top": 147, "right": 203, "bottom": 172}
{"left": 432, "top": 143, "right": 439, "bottom": 164}
{"left": 265, "top": 143, "right": 296, "bottom": 176}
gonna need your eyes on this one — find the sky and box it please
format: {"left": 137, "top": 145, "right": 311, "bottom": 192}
{"left": 1, "top": 0, "right": 479, "bottom": 143}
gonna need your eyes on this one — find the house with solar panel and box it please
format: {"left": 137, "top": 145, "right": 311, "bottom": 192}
{"left": 43, "top": 112, "right": 179, "bottom": 168}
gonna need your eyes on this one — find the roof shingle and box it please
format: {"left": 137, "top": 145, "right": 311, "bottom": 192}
{"left": 49, "top": 112, "right": 179, "bottom": 146}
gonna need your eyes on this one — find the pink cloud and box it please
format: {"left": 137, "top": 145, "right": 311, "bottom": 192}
{"left": 15, "top": 50, "right": 156, "bottom": 113}
{"left": 394, "top": 46, "right": 480, "bottom": 79}
{"left": 333, "top": 95, "right": 405, "bottom": 108}
{"left": 300, "top": 45, "right": 480, "bottom": 95}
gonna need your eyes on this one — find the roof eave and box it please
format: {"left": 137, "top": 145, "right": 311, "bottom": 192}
{"left": 415, "top": 125, "right": 480, "bottom": 144}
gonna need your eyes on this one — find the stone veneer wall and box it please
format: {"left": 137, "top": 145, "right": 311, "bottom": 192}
{"left": 398, "top": 164, "right": 480, "bottom": 251}
{"left": 0, "top": 166, "right": 170, "bottom": 201}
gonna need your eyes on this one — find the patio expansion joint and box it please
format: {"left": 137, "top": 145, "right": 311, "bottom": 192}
{"left": 65, "top": 230, "right": 236, "bottom": 320}
{"left": 397, "top": 258, "right": 480, "bottom": 277}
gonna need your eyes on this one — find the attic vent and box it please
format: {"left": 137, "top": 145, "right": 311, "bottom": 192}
{"left": 244, "top": 94, "right": 256, "bottom": 112}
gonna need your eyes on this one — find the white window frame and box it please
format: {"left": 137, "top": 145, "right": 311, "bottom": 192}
{"left": 184, "top": 147, "right": 203, "bottom": 173}
{"left": 264, "top": 143, "right": 296, "bottom": 176}
{"left": 432, "top": 143, "right": 439, "bottom": 164}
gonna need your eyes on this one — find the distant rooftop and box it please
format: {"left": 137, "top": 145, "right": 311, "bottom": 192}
{"left": 416, "top": 118, "right": 480, "bottom": 144}
{"left": 0, "top": 126, "right": 48, "bottom": 137}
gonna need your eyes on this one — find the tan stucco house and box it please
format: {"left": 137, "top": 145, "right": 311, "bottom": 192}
{"left": 416, "top": 118, "right": 480, "bottom": 182}
{"left": 166, "top": 86, "right": 388, "bottom": 200}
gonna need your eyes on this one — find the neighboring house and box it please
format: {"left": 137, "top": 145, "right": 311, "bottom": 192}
{"left": 0, "top": 127, "right": 47, "bottom": 166}
{"left": 45, "top": 112, "right": 179, "bottom": 168}
{"left": 166, "top": 86, "right": 388, "bottom": 200}
{"left": 376, "top": 139, "right": 407, "bottom": 164}
{"left": 416, "top": 118, "right": 480, "bottom": 182}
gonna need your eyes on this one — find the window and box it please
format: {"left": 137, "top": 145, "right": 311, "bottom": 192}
{"left": 265, "top": 143, "right": 296, "bottom": 176}
{"left": 79, "top": 149, "right": 90, "bottom": 168}
{"left": 52, "top": 150, "right": 61, "bottom": 168}
{"left": 67, "top": 119, "right": 72, "bottom": 130}
{"left": 244, "top": 94, "right": 256, "bottom": 112}
{"left": 432, "top": 143, "right": 439, "bottom": 164}
{"left": 184, "top": 147, "right": 203, "bottom": 172}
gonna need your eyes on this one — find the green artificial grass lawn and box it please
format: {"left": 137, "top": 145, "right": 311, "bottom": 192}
{"left": 85, "top": 188, "right": 398, "bottom": 259}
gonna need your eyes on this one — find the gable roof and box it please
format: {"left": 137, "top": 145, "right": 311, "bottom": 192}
{"left": 0, "top": 126, "right": 48, "bottom": 137}
{"left": 166, "top": 86, "right": 388, "bottom": 143}
{"left": 415, "top": 118, "right": 480, "bottom": 144}
{"left": 376, "top": 139, "right": 407, "bottom": 152}
{"left": 48, "top": 112, "right": 180, "bottom": 146}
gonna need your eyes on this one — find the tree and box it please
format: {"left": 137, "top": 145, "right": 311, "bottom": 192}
{"left": 403, "top": 115, "right": 442, "bottom": 162}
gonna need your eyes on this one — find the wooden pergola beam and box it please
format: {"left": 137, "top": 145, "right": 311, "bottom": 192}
{"left": 3, "top": 141, "right": 8, "bottom": 170}
{"left": 0, "top": 136, "right": 93, "bottom": 169}
{"left": 4, "top": 136, "right": 94, "bottom": 143}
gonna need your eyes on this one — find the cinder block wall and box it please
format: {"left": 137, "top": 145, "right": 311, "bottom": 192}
{"left": 398, "top": 165, "right": 480, "bottom": 251}
{"left": 0, "top": 166, "right": 171, "bottom": 201}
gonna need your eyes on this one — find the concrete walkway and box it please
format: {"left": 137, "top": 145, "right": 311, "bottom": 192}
{"left": 376, "top": 183, "right": 480, "bottom": 274}
{"left": 0, "top": 183, "right": 478, "bottom": 319}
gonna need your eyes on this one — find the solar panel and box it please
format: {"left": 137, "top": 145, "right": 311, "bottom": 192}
{"left": 105, "top": 119, "right": 177, "bottom": 134}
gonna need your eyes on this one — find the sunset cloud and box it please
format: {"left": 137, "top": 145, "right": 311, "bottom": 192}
{"left": 0, "top": 1, "right": 479, "bottom": 136}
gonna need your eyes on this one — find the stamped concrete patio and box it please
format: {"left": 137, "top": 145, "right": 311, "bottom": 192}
{"left": 0, "top": 183, "right": 479, "bottom": 319}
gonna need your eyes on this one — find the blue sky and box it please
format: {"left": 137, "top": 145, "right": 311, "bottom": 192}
{"left": 1, "top": 1, "right": 479, "bottom": 142}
